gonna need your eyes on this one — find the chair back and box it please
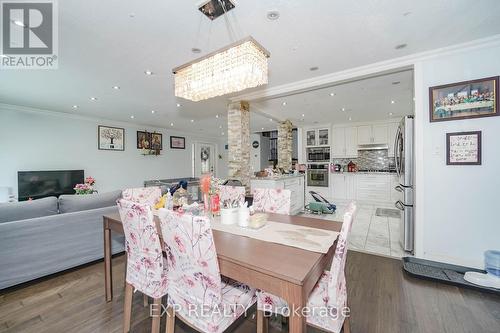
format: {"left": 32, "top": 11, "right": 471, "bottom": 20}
{"left": 252, "top": 188, "right": 291, "bottom": 215}
{"left": 157, "top": 209, "right": 222, "bottom": 306}
{"left": 117, "top": 199, "right": 167, "bottom": 298}
{"left": 122, "top": 187, "right": 161, "bottom": 207}
{"left": 328, "top": 201, "right": 356, "bottom": 302}
{"left": 219, "top": 185, "right": 246, "bottom": 206}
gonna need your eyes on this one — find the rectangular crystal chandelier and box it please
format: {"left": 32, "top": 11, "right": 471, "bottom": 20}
{"left": 173, "top": 36, "right": 270, "bottom": 102}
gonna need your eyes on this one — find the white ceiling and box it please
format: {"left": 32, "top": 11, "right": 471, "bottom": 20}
{"left": 1, "top": 0, "right": 500, "bottom": 136}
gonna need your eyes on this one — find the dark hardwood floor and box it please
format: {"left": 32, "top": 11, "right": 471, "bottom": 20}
{"left": 1, "top": 251, "right": 499, "bottom": 333}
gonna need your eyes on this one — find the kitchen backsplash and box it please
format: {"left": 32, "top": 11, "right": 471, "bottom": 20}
{"left": 332, "top": 149, "right": 395, "bottom": 170}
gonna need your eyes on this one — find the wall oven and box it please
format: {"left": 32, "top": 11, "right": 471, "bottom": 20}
{"left": 306, "top": 147, "right": 330, "bottom": 162}
{"left": 307, "top": 164, "right": 329, "bottom": 187}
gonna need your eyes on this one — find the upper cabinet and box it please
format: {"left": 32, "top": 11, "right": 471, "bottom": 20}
{"left": 332, "top": 126, "right": 358, "bottom": 158}
{"left": 357, "top": 124, "right": 388, "bottom": 144}
{"left": 305, "top": 128, "right": 330, "bottom": 147}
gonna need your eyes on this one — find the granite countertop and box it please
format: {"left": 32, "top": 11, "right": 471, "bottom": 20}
{"left": 251, "top": 174, "right": 305, "bottom": 180}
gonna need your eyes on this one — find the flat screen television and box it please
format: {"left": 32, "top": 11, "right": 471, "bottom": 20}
{"left": 18, "top": 170, "right": 84, "bottom": 201}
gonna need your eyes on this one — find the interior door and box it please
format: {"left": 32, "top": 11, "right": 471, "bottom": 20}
{"left": 194, "top": 142, "right": 216, "bottom": 177}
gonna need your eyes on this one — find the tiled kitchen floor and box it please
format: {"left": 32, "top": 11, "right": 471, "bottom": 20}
{"left": 300, "top": 202, "right": 406, "bottom": 258}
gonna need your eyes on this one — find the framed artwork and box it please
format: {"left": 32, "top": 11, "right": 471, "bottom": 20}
{"left": 170, "top": 136, "right": 185, "bottom": 149}
{"left": 137, "top": 131, "right": 151, "bottom": 149}
{"left": 429, "top": 76, "right": 498, "bottom": 122}
{"left": 98, "top": 125, "right": 124, "bottom": 151}
{"left": 151, "top": 133, "right": 163, "bottom": 150}
{"left": 446, "top": 131, "right": 482, "bottom": 165}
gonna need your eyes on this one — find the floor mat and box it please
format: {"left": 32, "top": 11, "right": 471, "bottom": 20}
{"left": 375, "top": 208, "right": 401, "bottom": 219}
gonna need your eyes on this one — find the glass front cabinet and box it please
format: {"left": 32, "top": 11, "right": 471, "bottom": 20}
{"left": 305, "top": 128, "right": 329, "bottom": 147}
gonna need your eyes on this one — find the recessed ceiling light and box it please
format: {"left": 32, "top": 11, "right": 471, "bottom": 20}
{"left": 151, "top": 110, "right": 155, "bottom": 114}
{"left": 144, "top": 70, "right": 153, "bottom": 75}
{"left": 170, "top": 123, "right": 174, "bottom": 127}
{"left": 389, "top": 112, "right": 393, "bottom": 116}
{"left": 309, "top": 66, "right": 319, "bottom": 71}
{"left": 395, "top": 43, "right": 407, "bottom": 50}
{"left": 269, "top": 118, "right": 273, "bottom": 122}
{"left": 301, "top": 113, "right": 305, "bottom": 117}
{"left": 391, "top": 81, "right": 400, "bottom": 85}
{"left": 348, "top": 117, "right": 352, "bottom": 121}
{"left": 341, "top": 107, "right": 345, "bottom": 112}
{"left": 261, "top": 127, "right": 265, "bottom": 131}
{"left": 329, "top": 92, "right": 335, "bottom": 97}
{"left": 413, "top": 97, "right": 416, "bottom": 101}
{"left": 391, "top": 100, "right": 395, "bottom": 104}
{"left": 130, "top": 115, "right": 134, "bottom": 119}
{"left": 176, "top": 103, "right": 181, "bottom": 107}
{"left": 190, "top": 119, "right": 194, "bottom": 123}
{"left": 267, "top": 10, "right": 280, "bottom": 20}
{"left": 219, "top": 125, "right": 222, "bottom": 129}
{"left": 221, "top": 132, "right": 225, "bottom": 136}
{"left": 12, "top": 20, "right": 26, "bottom": 28}
{"left": 72, "top": 105, "right": 79, "bottom": 109}
{"left": 215, "top": 114, "right": 219, "bottom": 118}
{"left": 282, "top": 101, "right": 287, "bottom": 106}
{"left": 191, "top": 48, "right": 202, "bottom": 54}
{"left": 112, "top": 86, "right": 120, "bottom": 90}
{"left": 90, "top": 97, "right": 97, "bottom": 101}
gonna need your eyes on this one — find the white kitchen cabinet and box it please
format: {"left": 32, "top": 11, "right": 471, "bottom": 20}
{"left": 332, "top": 127, "right": 358, "bottom": 158}
{"left": 357, "top": 125, "right": 372, "bottom": 144}
{"left": 305, "top": 128, "right": 330, "bottom": 147}
{"left": 356, "top": 174, "right": 391, "bottom": 202}
{"left": 387, "top": 122, "right": 399, "bottom": 157}
{"left": 372, "top": 124, "right": 388, "bottom": 144}
{"left": 345, "top": 127, "right": 358, "bottom": 157}
{"left": 331, "top": 174, "right": 347, "bottom": 200}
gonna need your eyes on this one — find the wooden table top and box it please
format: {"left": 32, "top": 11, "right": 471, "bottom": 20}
{"left": 103, "top": 212, "right": 342, "bottom": 286}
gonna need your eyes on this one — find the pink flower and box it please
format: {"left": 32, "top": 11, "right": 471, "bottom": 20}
{"left": 174, "top": 235, "right": 185, "bottom": 253}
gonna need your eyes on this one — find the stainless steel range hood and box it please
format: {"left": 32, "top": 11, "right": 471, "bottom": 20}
{"left": 357, "top": 144, "right": 389, "bottom": 151}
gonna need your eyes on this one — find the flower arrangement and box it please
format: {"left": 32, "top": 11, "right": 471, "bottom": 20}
{"left": 74, "top": 176, "right": 97, "bottom": 195}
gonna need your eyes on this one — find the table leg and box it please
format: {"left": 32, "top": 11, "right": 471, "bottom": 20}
{"left": 104, "top": 219, "right": 113, "bottom": 302}
{"left": 286, "top": 284, "right": 306, "bottom": 333}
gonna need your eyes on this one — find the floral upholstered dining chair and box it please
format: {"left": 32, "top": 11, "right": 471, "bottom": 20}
{"left": 219, "top": 185, "right": 246, "bottom": 206}
{"left": 122, "top": 186, "right": 161, "bottom": 207}
{"left": 117, "top": 199, "right": 169, "bottom": 333}
{"left": 256, "top": 202, "right": 357, "bottom": 333}
{"left": 157, "top": 208, "right": 256, "bottom": 333}
{"left": 252, "top": 188, "right": 292, "bottom": 215}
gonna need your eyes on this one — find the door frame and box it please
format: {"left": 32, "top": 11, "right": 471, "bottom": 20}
{"left": 192, "top": 141, "right": 218, "bottom": 178}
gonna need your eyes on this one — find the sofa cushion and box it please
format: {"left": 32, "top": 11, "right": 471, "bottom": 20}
{"left": 58, "top": 190, "right": 122, "bottom": 214}
{"left": 0, "top": 196, "right": 58, "bottom": 223}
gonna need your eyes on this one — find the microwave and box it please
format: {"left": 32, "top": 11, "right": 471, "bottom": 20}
{"left": 307, "top": 147, "right": 330, "bottom": 162}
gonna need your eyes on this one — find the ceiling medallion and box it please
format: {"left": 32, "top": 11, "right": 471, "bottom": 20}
{"left": 173, "top": 36, "right": 270, "bottom": 102}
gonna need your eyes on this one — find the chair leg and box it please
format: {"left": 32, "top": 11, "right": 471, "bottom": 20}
{"left": 123, "top": 282, "right": 133, "bottom": 333}
{"left": 257, "top": 310, "right": 268, "bottom": 333}
{"left": 342, "top": 317, "right": 351, "bottom": 333}
{"left": 165, "top": 306, "right": 175, "bottom": 333}
{"left": 143, "top": 294, "right": 149, "bottom": 307}
{"left": 151, "top": 298, "right": 162, "bottom": 333}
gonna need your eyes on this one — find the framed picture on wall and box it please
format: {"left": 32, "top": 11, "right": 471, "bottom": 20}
{"left": 429, "top": 76, "right": 498, "bottom": 122}
{"left": 446, "top": 131, "right": 482, "bottom": 165}
{"left": 151, "top": 133, "right": 163, "bottom": 150}
{"left": 98, "top": 125, "right": 124, "bottom": 151}
{"left": 137, "top": 131, "right": 151, "bottom": 149}
{"left": 170, "top": 136, "right": 185, "bottom": 149}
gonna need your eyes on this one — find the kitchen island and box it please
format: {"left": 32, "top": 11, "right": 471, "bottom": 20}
{"left": 250, "top": 174, "right": 305, "bottom": 215}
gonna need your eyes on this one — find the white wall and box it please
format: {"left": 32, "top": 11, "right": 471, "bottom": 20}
{"left": 414, "top": 43, "right": 500, "bottom": 268}
{"left": 0, "top": 107, "right": 227, "bottom": 195}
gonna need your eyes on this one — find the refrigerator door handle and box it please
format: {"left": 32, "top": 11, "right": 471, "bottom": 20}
{"left": 394, "top": 126, "right": 402, "bottom": 178}
{"left": 395, "top": 200, "right": 405, "bottom": 211}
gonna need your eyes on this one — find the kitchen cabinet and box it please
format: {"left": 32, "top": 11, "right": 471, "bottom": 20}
{"left": 331, "top": 173, "right": 356, "bottom": 200}
{"left": 387, "top": 122, "right": 399, "bottom": 157}
{"left": 332, "top": 127, "right": 358, "bottom": 158}
{"left": 357, "top": 124, "right": 388, "bottom": 144}
{"left": 305, "top": 128, "right": 330, "bottom": 147}
{"left": 356, "top": 174, "right": 391, "bottom": 202}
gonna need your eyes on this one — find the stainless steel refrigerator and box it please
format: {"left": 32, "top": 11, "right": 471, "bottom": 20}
{"left": 394, "top": 115, "right": 414, "bottom": 253}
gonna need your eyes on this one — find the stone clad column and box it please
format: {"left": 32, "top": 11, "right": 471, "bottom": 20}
{"left": 277, "top": 120, "right": 293, "bottom": 170}
{"left": 227, "top": 101, "right": 251, "bottom": 188}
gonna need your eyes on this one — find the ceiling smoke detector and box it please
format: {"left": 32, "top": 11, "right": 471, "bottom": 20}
{"left": 191, "top": 48, "right": 202, "bottom": 54}
{"left": 198, "top": 0, "right": 235, "bottom": 20}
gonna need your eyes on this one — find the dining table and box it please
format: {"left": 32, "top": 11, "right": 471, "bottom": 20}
{"left": 103, "top": 211, "right": 342, "bottom": 333}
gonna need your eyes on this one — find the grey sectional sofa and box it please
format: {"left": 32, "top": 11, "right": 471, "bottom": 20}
{"left": 0, "top": 191, "right": 124, "bottom": 290}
